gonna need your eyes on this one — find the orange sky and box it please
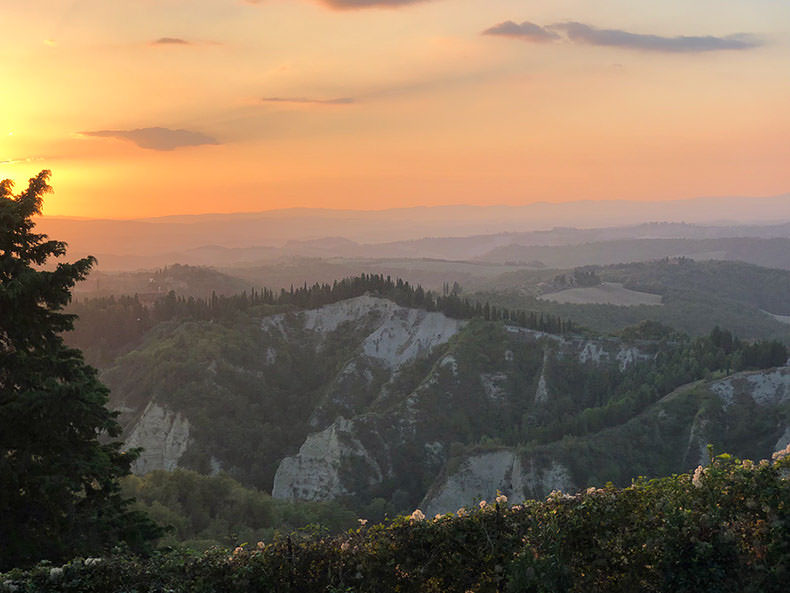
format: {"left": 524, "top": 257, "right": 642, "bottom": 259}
{"left": 1, "top": 0, "right": 789, "bottom": 218}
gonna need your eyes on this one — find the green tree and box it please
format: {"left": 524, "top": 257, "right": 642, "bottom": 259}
{"left": 0, "top": 171, "right": 160, "bottom": 570}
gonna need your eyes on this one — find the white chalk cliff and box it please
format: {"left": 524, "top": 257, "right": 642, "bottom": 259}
{"left": 125, "top": 402, "right": 190, "bottom": 474}
{"left": 272, "top": 417, "right": 382, "bottom": 501}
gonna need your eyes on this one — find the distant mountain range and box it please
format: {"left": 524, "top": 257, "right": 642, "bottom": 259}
{"left": 476, "top": 237, "right": 790, "bottom": 270}
{"left": 38, "top": 196, "right": 790, "bottom": 270}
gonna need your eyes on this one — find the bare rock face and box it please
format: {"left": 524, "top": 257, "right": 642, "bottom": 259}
{"left": 422, "top": 450, "right": 574, "bottom": 516}
{"left": 775, "top": 426, "right": 790, "bottom": 453}
{"left": 707, "top": 367, "right": 790, "bottom": 458}
{"left": 535, "top": 351, "right": 549, "bottom": 403}
{"left": 520, "top": 459, "right": 575, "bottom": 498}
{"left": 710, "top": 367, "right": 790, "bottom": 409}
{"left": 125, "top": 402, "right": 190, "bottom": 474}
{"left": 272, "top": 418, "right": 382, "bottom": 501}
{"left": 571, "top": 338, "right": 654, "bottom": 369}
{"left": 423, "top": 450, "right": 519, "bottom": 515}
{"left": 684, "top": 416, "right": 710, "bottom": 468}
{"left": 264, "top": 295, "right": 465, "bottom": 370}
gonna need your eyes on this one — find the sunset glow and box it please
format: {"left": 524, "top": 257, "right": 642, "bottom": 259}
{"left": 1, "top": 0, "right": 788, "bottom": 218}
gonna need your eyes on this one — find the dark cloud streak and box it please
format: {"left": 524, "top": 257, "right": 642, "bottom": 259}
{"left": 319, "top": 0, "right": 429, "bottom": 9}
{"left": 247, "top": 0, "right": 430, "bottom": 9}
{"left": 551, "top": 22, "right": 762, "bottom": 52}
{"left": 483, "top": 19, "right": 763, "bottom": 53}
{"left": 483, "top": 21, "right": 560, "bottom": 43}
{"left": 152, "top": 37, "right": 192, "bottom": 46}
{"left": 82, "top": 127, "right": 219, "bottom": 151}
{"left": 262, "top": 97, "right": 355, "bottom": 105}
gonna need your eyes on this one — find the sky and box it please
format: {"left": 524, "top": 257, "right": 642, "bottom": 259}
{"left": 1, "top": 0, "right": 789, "bottom": 218}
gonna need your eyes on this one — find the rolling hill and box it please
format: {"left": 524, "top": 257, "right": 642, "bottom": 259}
{"left": 475, "top": 259, "right": 790, "bottom": 343}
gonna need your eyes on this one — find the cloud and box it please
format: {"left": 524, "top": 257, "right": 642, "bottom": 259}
{"left": 246, "top": 0, "right": 430, "bottom": 9}
{"left": 483, "top": 20, "right": 763, "bottom": 53}
{"left": 551, "top": 22, "right": 762, "bottom": 52}
{"left": 261, "top": 96, "right": 355, "bottom": 105}
{"left": 319, "top": 0, "right": 429, "bottom": 8}
{"left": 482, "top": 21, "right": 560, "bottom": 43}
{"left": 0, "top": 156, "right": 45, "bottom": 165}
{"left": 81, "top": 127, "right": 219, "bottom": 151}
{"left": 151, "top": 37, "right": 192, "bottom": 46}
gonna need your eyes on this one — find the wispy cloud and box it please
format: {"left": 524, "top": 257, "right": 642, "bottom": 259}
{"left": 151, "top": 37, "right": 193, "bottom": 46}
{"left": 483, "top": 20, "right": 763, "bottom": 53}
{"left": 0, "top": 156, "right": 46, "bottom": 165}
{"left": 246, "top": 0, "right": 430, "bottom": 9}
{"left": 319, "top": 0, "right": 429, "bottom": 8}
{"left": 261, "top": 96, "right": 355, "bottom": 105}
{"left": 483, "top": 21, "right": 560, "bottom": 43}
{"left": 81, "top": 127, "right": 219, "bottom": 151}
{"left": 552, "top": 22, "right": 762, "bottom": 53}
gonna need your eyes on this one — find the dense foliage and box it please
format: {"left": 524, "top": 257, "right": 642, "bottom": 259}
{"left": 0, "top": 172, "right": 160, "bottom": 570}
{"left": 524, "top": 325, "right": 787, "bottom": 446}
{"left": 4, "top": 451, "right": 789, "bottom": 592}
{"left": 120, "top": 470, "right": 358, "bottom": 549}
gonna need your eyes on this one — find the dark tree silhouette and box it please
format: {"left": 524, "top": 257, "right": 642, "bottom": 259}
{"left": 0, "top": 171, "right": 159, "bottom": 569}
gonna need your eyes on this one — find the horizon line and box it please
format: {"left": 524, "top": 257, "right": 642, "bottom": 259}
{"left": 36, "top": 192, "right": 790, "bottom": 223}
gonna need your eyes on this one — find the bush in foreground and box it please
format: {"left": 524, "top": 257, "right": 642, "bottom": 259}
{"left": 3, "top": 449, "right": 789, "bottom": 593}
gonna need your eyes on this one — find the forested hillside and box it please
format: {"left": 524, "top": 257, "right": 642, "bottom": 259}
{"left": 62, "top": 276, "right": 787, "bottom": 522}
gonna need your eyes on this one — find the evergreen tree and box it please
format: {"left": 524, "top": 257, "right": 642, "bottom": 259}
{"left": 0, "top": 171, "right": 159, "bottom": 570}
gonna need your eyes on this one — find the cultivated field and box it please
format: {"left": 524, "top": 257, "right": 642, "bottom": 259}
{"left": 538, "top": 282, "right": 663, "bottom": 306}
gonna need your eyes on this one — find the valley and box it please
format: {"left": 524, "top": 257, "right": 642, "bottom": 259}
{"left": 71, "top": 278, "right": 788, "bottom": 524}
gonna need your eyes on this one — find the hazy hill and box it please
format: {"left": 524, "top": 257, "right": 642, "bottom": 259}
{"left": 72, "top": 263, "right": 254, "bottom": 299}
{"left": 476, "top": 259, "right": 790, "bottom": 343}
{"left": 477, "top": 237, "right": 790, "bottom": 270}
{"left": 72, "top": 257, "right": 521, "bottom": 298}
{"left": 36, "top": 198, "right": 790, "bottom": 270}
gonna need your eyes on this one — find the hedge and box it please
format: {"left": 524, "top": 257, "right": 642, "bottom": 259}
{"left": 3, "top": 449, "right": 789, "bottom": 593}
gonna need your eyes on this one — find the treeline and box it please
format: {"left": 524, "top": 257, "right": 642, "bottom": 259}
{"left": 68, "top": 295, "right": 157, "bottom": 366}
{"left": 121, "top": 470, "right": 357, "bottom": 550}
{"left": 172, "top": 273, "right": 578, "bottom": 335}
{"left": 708, "top": 325, "right": 788, "bottom": 370}
{"left": 6, "top": 453, "right": 790, "bottom": 593}
{"left": 69, "top": 274, "right": 578, "bottom": 365}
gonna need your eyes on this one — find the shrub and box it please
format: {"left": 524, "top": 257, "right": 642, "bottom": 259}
{"left": 3, "top": 450, "right": 789, "bottom": 593}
